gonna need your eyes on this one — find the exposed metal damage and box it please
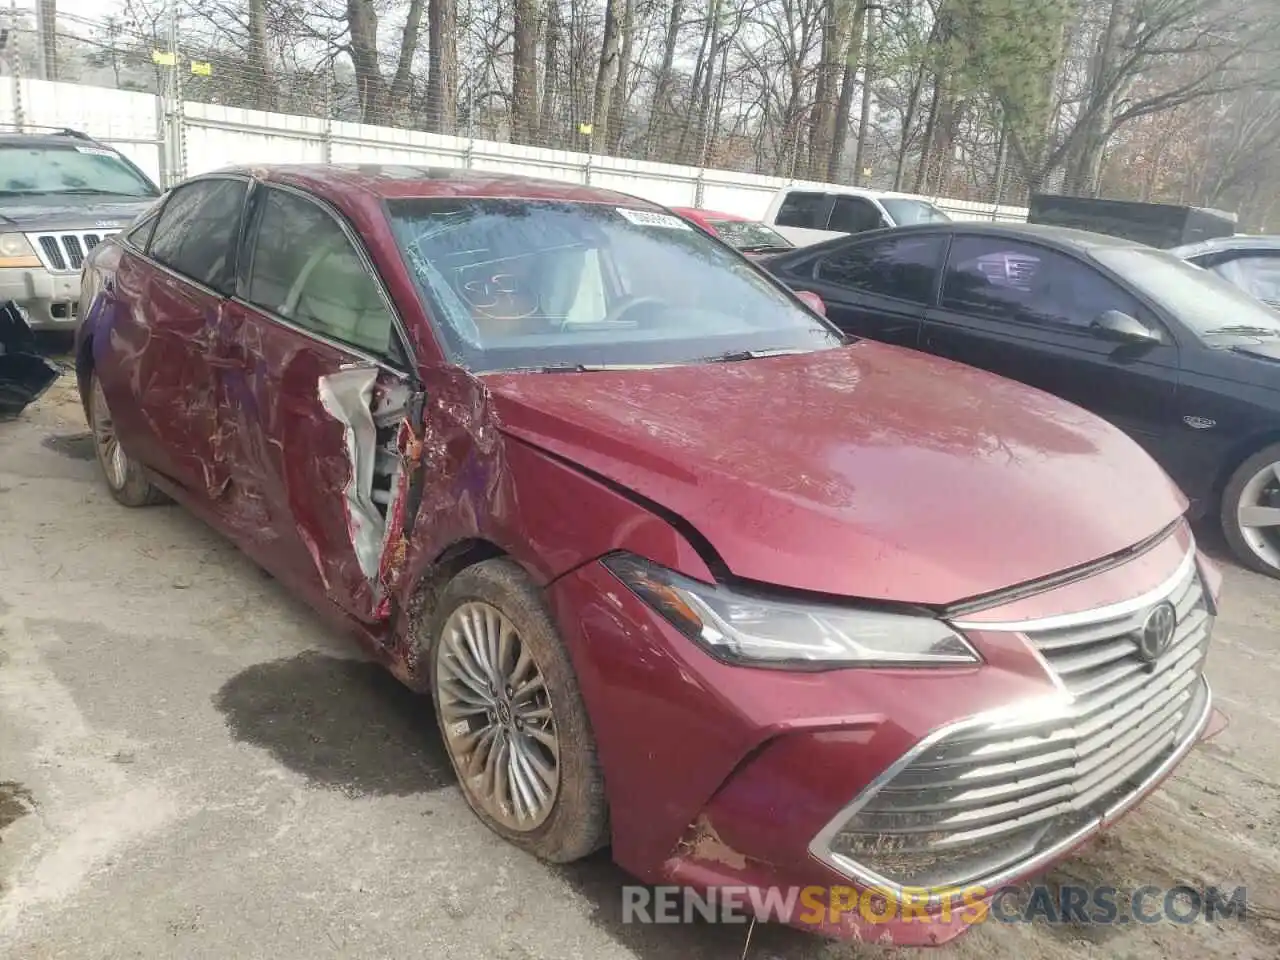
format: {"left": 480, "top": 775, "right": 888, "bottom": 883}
{"left": 315, "top": 365, "right": 424, "bottom": 620}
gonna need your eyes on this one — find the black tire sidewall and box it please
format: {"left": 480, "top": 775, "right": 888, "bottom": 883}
{"left": 1220, "top": 442, "right": 1280, "bottom": 578}
{"left": 425, "top": 558, "right": 607, "bottom": 862}
{"left": 88, "top": 371, "right": 164, "bottom": 508}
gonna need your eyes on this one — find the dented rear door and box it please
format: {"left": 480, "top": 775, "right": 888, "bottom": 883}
{"left": 220, "top": 183, "right": 421, "bottom": 623}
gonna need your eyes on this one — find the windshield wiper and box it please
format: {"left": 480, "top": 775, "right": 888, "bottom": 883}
{"left": 703, "top": 347, "right": 812, "bottom": 363}
{"left": 1204, "top": 325, "right": 1280, "bottom": 337}
{"left": 535, "top": 362, "right": 665, "bottom": 373}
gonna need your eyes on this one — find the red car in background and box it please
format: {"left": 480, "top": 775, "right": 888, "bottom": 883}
{"left": 669, "top": 206, "right": 795, "bottom": 257}
{"left": 77, "top": 165, "right": 1222, "bottom": 945}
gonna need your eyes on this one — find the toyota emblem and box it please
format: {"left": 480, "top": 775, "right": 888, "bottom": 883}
{"left": 1135, "top": 601, "right": 1177, "bottom": 669}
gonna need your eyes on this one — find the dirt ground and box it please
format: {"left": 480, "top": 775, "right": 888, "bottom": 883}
{"left": 1, "top": 370, "right": 1278, "bottom": 959}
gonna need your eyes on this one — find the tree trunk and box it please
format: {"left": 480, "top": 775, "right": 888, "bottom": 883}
{"left": 807, "top": 0, "right": 843, "bottom": 180}
{"left": 852, "top": 3, "right": 878, "bottom": 184}
{"left": 513, "top": 0, "right": 541, "bottom": 143}
{"left": 539, "top": 0, "right": 560, "bottom": 139}
{"left": 1062, "top": 0, "right": 1125, "bottom": 195}
{"left": 591, "top": 0, "right": 625, "bottom": 150}
{"left": 607, "top": 0, "right": 635, "bottom": 155}
{"left": 426, "top": 0, "right": 457, "bottom": 134}
{"left": 829, "top": 0, "right": 867, "bottom": 181}
{"left": 248, "top": 0, "right": 272, "bottom": 111}
{"left": 913, "top": 73, "right": 944, "bottom": 194}
{"left": 645, "top": 0, "right": 684, "bottom": 160}
{"left": 691, "top": 0, "right": 723, "bottom": 165}
{"left": 675, "top": 4, "right": 716, "bottom": 161}
{"left": 389, "top": 0, "right": 426, "bottom": 120}
{"left": 347, "top": 0, "right": 387, "bottom": 124}
{"left": 893, "top": 58, "right": 928, "bottom": 190}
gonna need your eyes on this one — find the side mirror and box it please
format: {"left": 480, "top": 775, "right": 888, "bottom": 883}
{"left": 795, "top": 290, "right": 827, "bottom": 316}
{"left": 1091, "top": 310, "right": 1161, "bottom": 344}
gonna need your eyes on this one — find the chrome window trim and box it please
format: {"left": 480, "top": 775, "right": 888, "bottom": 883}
{"left": 951, "top": 542, "right": 1198, "bottom": 633}
{"left": 806, "top": 677, "right": 1212, "bottom": 903}
{"left": 228, "top": 294, "right": 411, "bottom": 380}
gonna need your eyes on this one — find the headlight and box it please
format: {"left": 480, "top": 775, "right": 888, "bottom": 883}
{"left": 0, "top": 233, "right": 41, "bottom": 268}
{"left": 603, "top": 553, "right": 980, "bottom": 669}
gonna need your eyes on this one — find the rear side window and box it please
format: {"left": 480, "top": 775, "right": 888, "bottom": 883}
{"left": 246, "top": 188, "right": 398, "bottom": 360}
{"left": 1212, "top": 253, "right": 1280, "bottom": 305}
{"left": 148, "top": 178, "right": 247, "bottom": 294}
{"left": 828, "top": 196, "right": 884, "bottom": 234}
{"left": 775, "top": 191, "right": 831, "bottom": 229}
{"left": 816, "top": 235, "right": 946, "bottom": 304}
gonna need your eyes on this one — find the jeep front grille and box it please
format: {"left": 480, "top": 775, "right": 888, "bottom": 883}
{"left": 29, "top": 231, "right": 110, "bottom": 272}
{"left": 812, "top": 550, "right": 1213, "bottom": 892}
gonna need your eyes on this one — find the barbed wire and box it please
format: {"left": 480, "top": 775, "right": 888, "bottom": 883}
{"left": 0, "top": 4, "right": 1037, "bottom": 209}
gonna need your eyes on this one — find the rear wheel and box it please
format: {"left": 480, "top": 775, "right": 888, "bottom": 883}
{"left": 88, "top": 372, "right": 167, "bottom": 507}
{"left": 426, "top": 558, "right": 607, "bottom": 862}
{"left": 1221, "top": 442, "right": 1280, "bottom": 578}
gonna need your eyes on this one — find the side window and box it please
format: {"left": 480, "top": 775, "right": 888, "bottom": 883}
{"left": 828, "top": 196, "right": 884, "bottom": 234}
{"left": 1212, "top": 254, "right": 1280, "bottom": 305}
{"left": 775, "top": 191, "right": 831, "bottom": 229}
{"left": 247, "top": 188, "right": 398, "bottom": 359}
{"left": 148, "top": 178, "right": 246, "bottom": 294}
{"left": 815, "top": 235, "right": 945, "bottom": 304}
{"left": 941, "top": 236, "right": 1141, "bottom": 330}
{"left": 125, "top": 203, "right": 163, "bottom": 251}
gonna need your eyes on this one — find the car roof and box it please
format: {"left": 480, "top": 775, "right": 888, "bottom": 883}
{"left": 669, "top": 206, "right": 748, "bottom": 222}
{"left": 213, "top": 163, "right": 664, "bottom": 208}
{"left": 0, "top": 129, "right": 110, "bottom": 149}
{"left": 776, "top": 184, "right": 940, "bottom": 204}
{"left": 833, "top": 220, "right": 1153, "bottom": 250}
{"left": 1169, "top": 235, "right": 1280, "bottom": 258}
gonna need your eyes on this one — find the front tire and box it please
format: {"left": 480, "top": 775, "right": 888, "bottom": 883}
{"left": 88, "top": 371, "right": 167, "bottom": 508}
{"left": 1221, "top": 442, "right": 1280, "bottom": 578}
{"left": 426, "top": 558, "right": 607, "bottom": 862}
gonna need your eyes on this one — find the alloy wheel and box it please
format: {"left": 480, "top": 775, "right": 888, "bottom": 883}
{"left": 1235, "top": 460, "right": 1280, "bottom": 572}
{"left": 436, "top": 601, "right": 561, "bottom": 831}
{"left": 91, "top": 376, "right": 128, "bottom": 491}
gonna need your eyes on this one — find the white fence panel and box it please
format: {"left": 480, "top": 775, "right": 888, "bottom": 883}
{"left": 0, "top": 79, "right": 1031, "bottom": 224}
{"left": 0, "top": 79, "right": 163, "bottom": 183}
{"left": 183, "top": 103, "right": 327, "bottom": 173}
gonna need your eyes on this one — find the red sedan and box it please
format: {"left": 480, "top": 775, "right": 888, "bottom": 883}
{"left": 77, "top": 166, "right": 1220, "bottom": 944}
{"left": 669, "top": 205, "right": 795, "bottom": 256}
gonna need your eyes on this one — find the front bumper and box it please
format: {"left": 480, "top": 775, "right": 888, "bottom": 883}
{"left": 0, "top": 266, "right": 81, "bottom": 330}
{"left": 545, "top": 523, "right": 1222, "bottom": 945}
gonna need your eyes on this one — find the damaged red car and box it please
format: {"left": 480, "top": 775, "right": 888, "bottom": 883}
{"left": 77, "top": 165, "right": 1223, "bottom": 945}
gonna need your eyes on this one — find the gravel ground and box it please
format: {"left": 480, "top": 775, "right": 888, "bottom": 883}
{"left": 1, "top": 372, "right": 1278, "bottom": 960}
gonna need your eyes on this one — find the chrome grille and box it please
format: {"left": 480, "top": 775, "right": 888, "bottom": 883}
{"left": 814, "top": 552, "right": 1213, "bottom": 892}
{"left": 28, "top": 231, "right": 115, "bottom": 272}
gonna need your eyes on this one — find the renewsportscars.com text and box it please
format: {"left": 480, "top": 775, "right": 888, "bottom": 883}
{"left": 621, "top": 884, "right": 1248, "bottom": 927}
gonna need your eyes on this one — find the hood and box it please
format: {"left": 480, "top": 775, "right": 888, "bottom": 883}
{"left": 0, "top": 196, "right": 156, "bottom": 231}
{"left": 484, "top": 343, "right": 1187, "bottom": 606}
{"left": 1226, "top": 339, "right": 1280, "bottom": 364}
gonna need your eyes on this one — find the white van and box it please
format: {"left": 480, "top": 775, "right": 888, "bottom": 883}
{"left": 761, "top": 186, "right": 951, "bottom": 247}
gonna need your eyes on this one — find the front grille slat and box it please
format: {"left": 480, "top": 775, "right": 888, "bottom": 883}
{"left": 27, "top": 230, "right": 115, "bottom": 273}
{"left": 822, "top": 554, "right": 1214, "bottom": 892}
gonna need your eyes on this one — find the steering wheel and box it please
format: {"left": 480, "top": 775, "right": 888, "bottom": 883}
{"left": 601, "top": 295, "right": 665, "bottom": 326}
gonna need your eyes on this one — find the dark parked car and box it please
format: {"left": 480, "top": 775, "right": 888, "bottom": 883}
{"left": 1172, "top": 235, "right": 1280, "bottom": 308}
{"left": 762, "top": 221, "right": 1280, "bottom": 578}
{"left": 78, "top": 167, "right": 1221, "bottom": 944}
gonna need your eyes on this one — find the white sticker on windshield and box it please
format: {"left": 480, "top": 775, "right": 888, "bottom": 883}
{"left": 616, "top": 207, "right": 692, "bottom": 230}
{"left": 75, "top": 146, "right": 118, "bottom": 157}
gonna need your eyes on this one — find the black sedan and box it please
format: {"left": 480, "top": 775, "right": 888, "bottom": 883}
{"left": 762, "top": 221, "right": 1280, "bottom": 578}
{"left": 1171, "top": 235, "right": 1280, "bottom": 308}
